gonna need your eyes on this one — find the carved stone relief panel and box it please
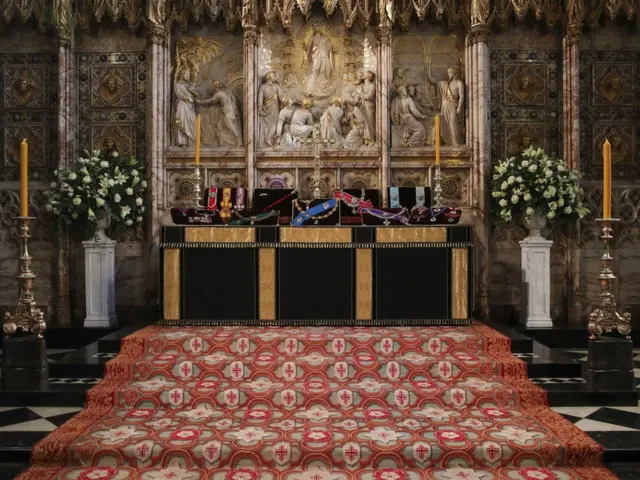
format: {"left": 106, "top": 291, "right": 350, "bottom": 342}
{"left": 490, "top": 49, "right": 560, "bottom": 163}
{"left": 579, "top": 51, "right": 639, "bottom": 179}
{"left": 391, "top": 29, "right": 465, "bottom": 149}
{"left": 340, "top": 170, "right": 379, "bottom": 189}
{"left": 391, "top": 169, "right": 426, "bottom": 187}
{"left": 170, "top": 30, "right": 244, "bottom": 149}
{"left": 257, "top": 170, "right": 296, "bottom": 188}
{"left": 0, "top": 53, "right": 56, "bottom": 181}
{"left": 77, "top": 51, "right": 147, "bottom": 161}
{"left": 207, "top": 170, "right": 246, "bottom": 188}
{"left": 258, "top": 15, "right": 377, "bottom": 151}
{"left": 167, "top": 170, "right": 196, "bottom": 207}
{"left": 440, "top": 169, "right": 469, "bottom": 206}
{"left": 299, "top": 169, "right": 337, "bottom": 199}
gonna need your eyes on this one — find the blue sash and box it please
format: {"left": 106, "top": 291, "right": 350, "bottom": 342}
{"left": 389, "top": 187, "right": 400, "bottom": 208}
{"left": 291, "top": 199, "right": 338, "bottom": 226}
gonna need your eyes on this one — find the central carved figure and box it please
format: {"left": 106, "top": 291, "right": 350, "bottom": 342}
{"left": 303, "top": 26, "right": 335, "bottom": 95}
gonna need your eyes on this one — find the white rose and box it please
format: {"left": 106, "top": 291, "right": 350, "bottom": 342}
{"left": 82, "top": 176, "right": 91, "bottom": 184}
{"left": 135, "top": 198, "right": 143, "bottom": 206}
{"left": 68, "top": 192, "right": 73, "bottom": 197}
{"left": 141, "top": 180, "right": 148, "bottom": 188}
{"left": 124, "top": 219, "right": 133, "bottom": 226}
{"left": 126, "top": 188, "right": 134, "bottom": 195}
{"left": 131, "top": 169, "right": 139, "bottom": 177}
{"left": 499, "top": 199, "right": 508, "bottom": 207}
{"left": 516, "top": 176, "right": 523, "bottom": 183}
{"left": 507, "top": 176, "right": 515, "bottom": 185}
{"left": 523, "top": 193, "right": 532, "bottom": 202}
{"left": 120, "top": 206, "right": 131, "bottom": 218}
{"left": 498, "top": 166, "right": 507, "bottom": 175}
{"left": 136, "top": 216, "right": 143, "bottom": 222}
{"left": 526, "top": 207, "right": 534, "bottom": 216}
{"left": 111, "top": 151, "right": 119, "bottom": 158}
{"left": 45, "top": 204, "right": 53, "bottom": 212}
{"left": 547, "top": 210, "right": 555, "bottom": 219}
{"left": 521, "top": 160, "right": 529, "bottom": 168}
{"left": 545, "top": 169, "right": 553, "bottom": 177}
{"left": 557, "top": 198, "right": 564, "bottom": 206}
{"left": 564, "top": 206, "right": 572, "bottom": 214}
{"left": 96, "top": 197, "right": 105, "bottom": 207}
{"left": 549, "top": 202, "right": 557, "bottom": 210}
{"left": 100, "top": 161, "right": 109, "bottom": 168}
{"left": 72, "top": 197, "right": 82, "bottom": 206}
{"left": 114, "top": 194, "right": 121, "bottom": 203}
{"left": 511, "top": 194, "right": 519, "bottom": 204}
{"left": 50, "top": 181, "right": 57, "bottom": 188}
{"left": 68, "top": 172, "right": 77, "bottom": 180}
{"left": 501, "top": 181, "right": 508, "bottom": 190}
{"left": 557, "top": 165, "right": 565, "bottom": 172}
{"left": 528, "top": 164, "right": 538, "bottom": 172}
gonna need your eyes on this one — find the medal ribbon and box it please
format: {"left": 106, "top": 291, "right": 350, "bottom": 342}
{"left": 291, "top": 199, "right": 338, "bottom": 226}
{"left": 335, "top": 190, "right": 373, "bottom": 213}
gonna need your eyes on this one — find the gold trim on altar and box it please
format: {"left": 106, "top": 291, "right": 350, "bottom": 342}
{"left": 280, "top": 227, "right": 351, "bottom": 243}
{"left": 259, "top": 248, "right": 276, "bottom": 320}
{"left": 163, "top": 249, "right": 181, "bottom": 320}
{"left": 451, "top": 248, "right": 469, "bottom": 319}
{"left": 355, "top": 249, "right": 373, "bottom": 320}
{"left": 376, "top": 227, "right": 447, "bottom": 243}
{"left": 185, "top": 227, "right": 255, "bottom": 243}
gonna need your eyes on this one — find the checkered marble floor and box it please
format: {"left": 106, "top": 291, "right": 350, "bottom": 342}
{"left": 0, "top": 406, "right": 83, "bottom": 432}
{"left": 552, "top": 402, "right": 640, "bottom": 432}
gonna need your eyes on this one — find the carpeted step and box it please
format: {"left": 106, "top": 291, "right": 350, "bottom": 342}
{"left": 17, "top": 325, "right": 617, "bottom": 480}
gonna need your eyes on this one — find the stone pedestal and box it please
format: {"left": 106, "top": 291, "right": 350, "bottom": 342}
{"left": 1, "top": 335, "right": 48, "bottom": 391}
{"left": 83, "top": 238, "right": 118, "bottom": 327}
{"left": 520, "top": 235, "right": 553, "bottom": 328}
{"left": 584, "top": 336, "right": 635, "bottom": 391}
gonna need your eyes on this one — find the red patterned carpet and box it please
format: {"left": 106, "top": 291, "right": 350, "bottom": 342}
{"left": 19, "top": 325, "right": 617, "bottom": 480}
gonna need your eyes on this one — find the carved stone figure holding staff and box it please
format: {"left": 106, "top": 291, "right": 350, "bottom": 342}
{"left": 257, "top": 71, "right": 284, "bottom": 147}
{"left": 426, "top": 67, "right": 464, "bottom": 147}
{"left": 173, "top": 69, "right": 198, "bottom": 147}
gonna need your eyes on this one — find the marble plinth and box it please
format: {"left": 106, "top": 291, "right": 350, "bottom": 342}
{"left": 520, "top": 235, "right": 553, "bottom": 328}
{"left": 83, "top": 238, "right": 118, "bottom": 328}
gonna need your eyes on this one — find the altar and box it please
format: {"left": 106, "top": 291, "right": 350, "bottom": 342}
{"left": 160, "top": 225, "right": 472, "bottom": 325}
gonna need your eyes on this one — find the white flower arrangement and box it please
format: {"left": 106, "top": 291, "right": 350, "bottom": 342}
{"left": 491, "top": 146, "right": 589, "bottom": 223}
{"left": 44, "top": 149, "right": 147, "bottom": 235}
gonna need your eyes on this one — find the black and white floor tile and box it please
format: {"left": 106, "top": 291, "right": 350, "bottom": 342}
{"left": 531, "top": 377, "right": 586, "bottom": 385}
{"left": 48, "top": 378, "right": 101, "bottom": 385}
{"left": 512, "top": 352, "right": 539, "bottom": 359}
{"left": 552, "top": 403, "right": 640, "bottom": 432}
{"left": 92, "top": 352, "right": 118, "bottom": 359}
{"left": 0, "top": 406, "right": 82, "bottom": 432}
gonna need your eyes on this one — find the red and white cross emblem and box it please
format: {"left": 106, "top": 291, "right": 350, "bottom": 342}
{"left": 412, "top": 442, "right": 431, "bottom": 462}
{"left": 168, "top": 388, "right": 184, "bottom": 406}
{"left": 281, "top": 389, "right": 296, "bottom": 408}
{"left": 134, "top": 440, "right": 154, "bottom": 462}
{"left": 272, "top": 442, "right": 291, "bottom": 465}
{"left": 283, "top": 362, "right": 296, "bottom": 380}
{"left": 386, "top": 361, "right": 400, "bottom": 380}
{"left": 332, "top": 338, "right": 346, "bottom": 354}
{"left": 438, "top": 361, "right": 453, "bottom": 379}
{"left": 428, "top": 337, "right": 442, "bottom": 354}
{"left": 224, "top": 388, "right": 239, "bottom": 407}
{"left": 285, "top": 338, "right": 298, "bottom": 355}
{"left": 337, "top": 389, "right": 353, "bottom": 407}
{"left": 202, "top": 440, "right": 222, "bottom": 463}
{"left": 393, "top": 389, "right": 409, "bottom": 407}
{"left": 178, "top": 361, "right": 193, "bottom": 379}
{"left": 230, "top": 361, "right": 244, "bottom": 380}
{"left": 449, "top": 388, "right": 466, "bottom": 407}
{"left": 380, "top": 338, "right": 393, "bottom": 354}
{"left": 334, "top": 361, "right": 348, "bottom": 380}
{"left": 237, "top": 337, "right": 250, "bottom": 354}
{"left": 482, "top": 441, "right": 503, "bottom": 463}
{"left": 189, "top": 337, "right": 203, "bottom": 353}
{"left": 342, "top": 442, "right": 361, "bottom": 466}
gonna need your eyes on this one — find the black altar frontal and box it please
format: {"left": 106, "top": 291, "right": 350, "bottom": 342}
{"left": 160, "top": 225, "right": 473, "bottom": 326}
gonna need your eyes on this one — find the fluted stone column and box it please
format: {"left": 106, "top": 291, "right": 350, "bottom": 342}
{"left": 243, "top": 25, "right": 258, "bottom": 200}
{"left": 468, "top": 25, "right": 491, "bottom": 319}
{"left": 563, "top": 24, "right": 582, "bottom": 323}
{"left": 376, "top": 25, "right": 392, "bottom": 206}
{"left": 54, "top": 10, "right": 75, "bottom": 327}
{"left": 146, "top": 13, "right": 171, "bottom": 303}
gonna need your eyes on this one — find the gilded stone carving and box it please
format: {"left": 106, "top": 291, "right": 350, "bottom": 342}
{"left": 505, "top": 64, "right": 546, "bottom": 106}
{"left": 505, "top": 123, "right": 546, "bottom": 157}
{"left": 593, "top": 65, "right": 633, "bottom": 106}
{"left": 92, "top": 125, "right": 132, "bottom": 158}
{"left": 1, "top": 0, "right": 47, "bottom": 29}
{"left": 257, "top": 171, "right": 296, "bottom": 189}
{"left": 471, "top": 0, "right": 490, "bottom": 25}
{"left": 4, "top": 67, "right": 43, "bottom": 108}
{"left": 147, "top": 0, "right": 168, "bottom": 45}
{"left": 52, "top": 0, "right": 72, "bottom": 44}
{"left": 341, "top": 170, "right": 379, "bottom": 189}
{"left": 208, "top": 170, "right": 246, "bottom": 188}
{"left": 92, "top": 66, "right": 132, "bottom": 107}
{"left": 5, "top": 125, "right": 45, "bottom": 167}
{"left": 391, "top": 169, "right": 427, "bottom": 187}
{"left": 81, "top": 0, "right": 142, "bottom": 29}
{"left": 392, "top": 34, "right": 464, "bottom": 148}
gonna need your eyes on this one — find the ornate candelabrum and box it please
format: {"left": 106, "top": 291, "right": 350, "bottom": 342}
{"left": 192, "top": 165, "right": 203, "bottom": 208}
{"left": 588, "top": 218, "right": 631, "bottom": 339}
{"left": 310, "top": 121, "right": 323, "bottom": 200}
{"left": 3, "top": 217, "right": 46, "bottom": 339}
{"left": 433, "top": 165, "right": 443, "bottom": 208}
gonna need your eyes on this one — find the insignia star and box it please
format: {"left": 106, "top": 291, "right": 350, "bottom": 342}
{"left": 300, "top": 406, "right": 332, "bottom": 420}
{"left": 416, "top": 407, "right": 455, "bottom": 421}
{"left": 96, "top": 425, "right": 139, "bottom": 443}
{"left": 230, "top": 427, "right": 268, "bottom": 443}
{"left": 367, "top": 427, "right": 402, "bottom": 444}
{"left": 494, "top": 426, "right": 538, "bottom": 442}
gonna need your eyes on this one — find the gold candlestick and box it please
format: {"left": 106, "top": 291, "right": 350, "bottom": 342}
{"left": 193, "top": 165, "right": 203, "bottom": 208}
{"left": 588, "top": 218, "right": 631, "bottom": 339}
{"left": 3, "top": 217, "right": 46, "bottom": 339}
{"left": 433, "top": 165, "right": 443, "bottom": 208}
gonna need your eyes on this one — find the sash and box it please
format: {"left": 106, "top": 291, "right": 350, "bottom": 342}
{"left": 361, "top": 207, "right": 410, "bottom": 225}
{"left": 235, "top": 188, "right": 246, "bottom": 212}
{"left": 430, "top": 206, "right": 462, "bottom": 224}
{"left": 260, "top": 190, "right": 296, "bottom": 213}
{"left": 389, "top": 187, "right": 400, "bottom": 208}
{"left": 335, "top": 190, "right": 373, "bottom": 214}
{"left": 291, "top": 199, "right": 338, "bottom": 226}
{"left": 207, "top": 187, "right": 218, "bottom": 210}
{"left": 230, "top": 210, "right": 279, "bottom": 225}
{"left": 219, "top": 188, "right": 233, "bottom": 222}
{"left": 415, "top": 187, "right": 426, "bottom": 207}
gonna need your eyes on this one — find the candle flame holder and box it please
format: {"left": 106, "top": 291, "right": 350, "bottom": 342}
{"left": 3, "top": 216, "right": 46, "bottom": 339}
{"left": 433, "top": 165, "right": 443, "bottom": 208}
{"left": 588, "top": 218, "right": 631, "bottom": 339}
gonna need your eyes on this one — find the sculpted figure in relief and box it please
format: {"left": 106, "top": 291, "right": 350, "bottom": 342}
{"left": 173, "top": 69, "right": 198, "bottom": 147}
{"left": 320, "top": 97, "right": 344, "bottom": 145}
{"left": 12, "top": 70, "right": 37, "bottom": 107}
{"left": 257, "top": 71, "right": 285, "bottom": 147}
{"left": 342, "top": 101, "right": 368, "bottom": 149}
{"left": 53, "top": 0, "right": 70, "bottom": 29}
{"left": 391, "top": 85, "right": 426, "bottom": 147}
{"left": 290, "top": 99, "right": 315, "bottom": 144}
{"left": 303, "top": 27, "right": 335, "bottom": 95}
{"left": 198, "top": 80, "right": 243, "bottom": 147}
{"left": 355, "top": 70, "right": 376, "bottom": 144}
{"left": 148, "top": 0, "right": 166, "bottom": 28}
{"left": 471, "top": 0, "right": 489, "bottom": 25}
{"left": 426, "top": 68, "right": 464, "bottom": 147}
{"left": 276, "top": 96, "right": 296, "bottom": 147}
